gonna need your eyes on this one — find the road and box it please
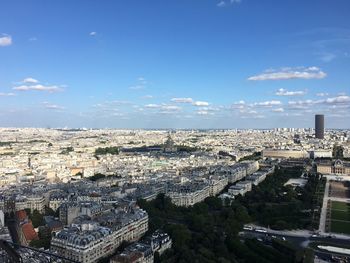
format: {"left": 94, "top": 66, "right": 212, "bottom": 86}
{"left": 240, "top": 226, "right": 350, "bottom": 257}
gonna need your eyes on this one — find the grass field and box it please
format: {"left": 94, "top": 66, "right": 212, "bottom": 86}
{"left": 330, "top": 220, "right": 350, "bottom": 234}
{"left": 331, "top": 210, "right": 350, "bottom": 221}
{"left": 331, "top": 201, "right": 350, "bottom": 211}
{"left": 330, "top": 201, "right": 350, "bottom": 235}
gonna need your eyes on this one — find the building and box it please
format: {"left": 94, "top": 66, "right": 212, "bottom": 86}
{"left": 59, "top": 203, "right": 80, "bottom": 225}
{"left": 262, "top": 149, "right": 309, "bottom": 159}
{"left": 316, "top": 159, "right": 350, "bottom": 175}
{"left": 228, "top": 181, "right": 252, "bottom": 196}
{"left": 110, "top": 230, "right": 171, "bottom": 263}
{"left": 51, "top": 208, "right": 148, "bottom": 263}
{"left": 49, "top": 194, "right": 68, "bottom": 212}
{"left": 246, "top": 172, "right": 266, "bottom": 186}
{"left": 15, "top": 210, "right": 39, "bottom": 246}
{"left": 315, "top": 114, "right": 325, "bottom": 139}
{"left": 167, "top": 183, "right": 210, "bottom": 207}
{"left": 163, "top": 135, "right": 177, "bottom": 153}
{"left": 309, "top": 150, "right": 332, "bottom": 159}
{"left": 110, "top": 243, "right": 153, "bottom": 263}
{"left": 26, "top": 195, "right": 45, "bottom": 213}
{"left": 208, "top": 176, "right": 228, "bottom": 196}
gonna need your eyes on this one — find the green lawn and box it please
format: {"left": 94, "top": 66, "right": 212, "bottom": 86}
{"left": 331, "top": 201, "right": 350, "bottom": 211}
{"left": 330, "top": 201, "right": 350, "bottom": 235}
{"left": 330, "top": 220, "right": 350, "bottom": 235}
{"left": 331, "top": 210, "right": 350, "bottom": 221}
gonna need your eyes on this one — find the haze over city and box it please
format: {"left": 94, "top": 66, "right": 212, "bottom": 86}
{"left": 1, "top": 0, "right": 350, "bottom": 129}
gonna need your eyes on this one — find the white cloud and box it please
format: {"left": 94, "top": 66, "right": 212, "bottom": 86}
{"left": 161, "top": 105, "right": 181, "bottom": 111}
{"left": 240, "top": 114, "right": 265, "bottom": 119}
{"left": 129, "top": 77, "right": 147, "bottom": 90}
{"left": 197, "top": 106, "right": 220, "bottom": 112}
{"left": 144, "top": 104, "right": 182, "bottom": 114}
{"left": 171, "top": 98, "right": 211, "bottom": 107}
{"left": 217, "top": 1, "right": 226, "bottom": 7}
{"left": 0, "top": 92, "right": 16, "bottom": 96}
{"left": 275, "top": 88, "right": 306, "bottom": 96}
{"left": 248, "top": 67, "right": 326, "bottom": 81}
{"left": 217, "top": 0, "right": 241, "bottom": 7}
{"left": 316, "top": 92, "right": 329, "bottom": 97}
{"left": 12, "top": 78, "right": 64, "bottom": 93}
{"left": 145, "top": 104, "right": 160, "bottom": 108}
{"left": 129, "top": 85, "right": 144, "bottom": 90}
{"left": 197, "top": 110, "right": 213, "bottom": 115}
{"left": 324, "top": 95, "right": 350, "bottom": 104}
{"left": 230, "top": 100, "right": 246, "bottom": 109}
{"left": 23, "top": 77, "right": 39, "bottom": 84}
{"left": 42, "top": 102, "right": 65, "bottom": 110}
{"left": 142, "top": 95, "right": 153, "bottom": 99}
{"left": 89, "top": 32, "right": 97, "bottom": 36}
{"left": 272, "top": 107, "right": 284, "bottom": 112}
{"left": 111, "top": 112, "right": 124, "bottom": 117}
{"left": 319, "top": 52, "right": 336, "bottom": 62}
{"left": 138, "top": 77, "right": 147, "bottom": 84}
{"left": 192, "top": 101, "right": 209, "bottom": 106}
{"left": 171, "top": 97, "right": 194, "bottom": 103}
{"left": 253, "top": 100, "right": 282, "bottom": 107}
{"left": 288, "top": 95, "right": 350, "bottom": 107}
{"left": 0, "top": 34, "right": 12, "bottom": 46}
{"left": 13, "top": 84, "right": 63, "bottom": 93}
{"left": 288, "top": 99, "right": 315, "bottom": 106}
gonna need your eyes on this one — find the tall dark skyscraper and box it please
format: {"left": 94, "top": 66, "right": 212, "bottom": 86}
{"left": 315, "top": 114, "right": 325, "bottom": 139}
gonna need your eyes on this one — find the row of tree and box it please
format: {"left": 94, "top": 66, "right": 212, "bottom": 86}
{"left": 137, "top": 166, "right": 319, "bottom": 262}
{"left": 95, "top": 146, "right": 120, "bottom": 155}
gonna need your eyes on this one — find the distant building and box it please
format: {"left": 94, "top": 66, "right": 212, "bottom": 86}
{"left": 167, "top": 183, "right": 210, "bottom": 207}
{"left": 316, "top": 159, "right": 350, "bottom": 175}
{"left": 163, "top": 135, "right": 177, "bottom": 153}
{"left": 228, "top": 181, "right": 252, "bottom": 196}
{"left": 309, "top": 150, "right": 332, "bottom": 159}
{"left": 262, "top": 149, "right": 309, "bottom": 159}
{"left": 315, "top": 114, "right": 325, "bottom": 139}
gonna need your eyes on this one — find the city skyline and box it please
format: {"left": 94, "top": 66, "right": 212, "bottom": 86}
{"left": 1, "top": 0, "right": 350, "bottom": 128}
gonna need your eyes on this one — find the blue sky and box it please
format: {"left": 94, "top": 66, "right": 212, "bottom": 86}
{"left": 0, "top": 0, "right": 349, "bottom": 128}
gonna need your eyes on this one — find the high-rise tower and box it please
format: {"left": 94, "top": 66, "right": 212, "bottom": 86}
{"left": 315, "top": 114, "right": 324, "bottom": 139}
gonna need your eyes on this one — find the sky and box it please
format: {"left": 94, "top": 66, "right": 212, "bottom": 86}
{"left": 0, "top": 0, "right": 350, "bottom": 129}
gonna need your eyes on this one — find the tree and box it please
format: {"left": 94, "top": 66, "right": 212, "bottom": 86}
{"left": 30, "top": 210, "right": 44, "bottom": 228}
{"left": 95, "top": 147, "right": 119, "bottom": 155}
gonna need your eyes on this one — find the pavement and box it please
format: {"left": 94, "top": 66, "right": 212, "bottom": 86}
{"left": 319, "top": 178, "right": 330, "bottom": 233}
{"left": 318, "top": 176, "right": 350, "bottom": 234}
{"left": 327, "top": 197, "right": 350, "bottom": 203}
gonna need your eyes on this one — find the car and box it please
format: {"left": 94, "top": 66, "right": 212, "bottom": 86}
{"left": 311, "top": 234, "right": 318, "bottom": 237}
{"left": 243, "top": 226, "right": 253, "bottom": 231}
{"left": 281, "top": 237, "right": 286, "bottom": 241}
{"left": 255, "top": 228, "right": 267, "bottom": 233}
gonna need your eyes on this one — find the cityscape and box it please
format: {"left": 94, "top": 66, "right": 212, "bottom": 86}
{"left": 1, "top": 1, "right": 350, "bottom": 263}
